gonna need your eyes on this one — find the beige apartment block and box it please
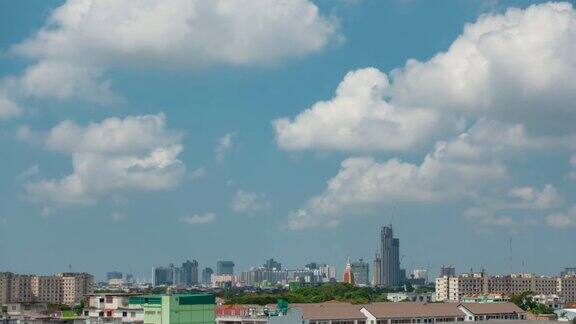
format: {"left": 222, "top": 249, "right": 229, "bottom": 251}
{"left": 558, "top": 276, "right": 576, "bottom": 302}
{"left": 0, "top": 272, "right": 93, "bottom": 306}
{"left": 436, "top": 273, "right": 576, "bottom": 302}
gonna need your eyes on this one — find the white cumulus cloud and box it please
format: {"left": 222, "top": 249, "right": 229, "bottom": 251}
{"left": 215, "top": 133, "right": 234, "bottom": 164}
{"left": 275, "top": 2, "right": 576, "bottom": 153}
{"left": 546, "top": 205, "right": 576, "bottom": 228}
{"left": 179, "top": 213, "right": 216, "bottom": 225}
{"left": 1, "top": 0, "right": 340, "bottom": 107}
{"left": 24, "top": 113, "right": 186, "bottom": 207}
{"left": 231, "top": 190, "right": 271, "bottom": 214}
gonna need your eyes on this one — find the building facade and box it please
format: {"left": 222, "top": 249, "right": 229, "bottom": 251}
{"left": 436, "top": 272, "right": 576, "bottom": 302}
{"left": 374, "top": 226, "right": 401, "bottom": 287}
{"left": 217, "top": 261, "right": 235, "bottom": 275}
{"left": 129, "top": 293, "right": 215, "bottom": 324}
{"left": 0, "top": 272, "right": 93, "bottom": 306}
{"left": 350, "top": 259, "right": 370, "bottom": 286}
{"left": 202, "top": 267, "right": 214, "bottom": 285}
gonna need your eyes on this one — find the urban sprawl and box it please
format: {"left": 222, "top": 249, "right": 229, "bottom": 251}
{"left": 2, "top": 226, "right": 575, "bottom": 323}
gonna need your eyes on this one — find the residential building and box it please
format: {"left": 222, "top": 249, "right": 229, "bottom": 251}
{"left": 242, "top": 267, "right": 288, "bottom": 287}
{"left": 559, "top": 276, "right": 576, "bottom": 303}
{"left": 129, "top": 293, "right": 215, "bottom": 324}
{"left": 532, "top": 294, "right": 565, "bottom": 310}
{"left": 152, "top": 266, "right": 174, "bottom": 286}
{"left": 350, "top": 259, "right": 370, "bottom": 286}
{"left": 440, "top": 266, "right": 456, "bottom": 278}
{"left": 83, "top": 293, "right": 143, "bottom": 323}
{"left": 211, "top": 275, "right": 241, "bottom": 288}
{"left": 387, "top": 292, "right": 435, "bottom": 302}
{"left": 0, "top": 272, "right": 93, "bottom": 306}
{"left": 182, "top": 260, "right": 199, "bottom": 286}
{"left": 217, "top": 261, "right": 235, "bottom": 275}
{"left": 257, "top": 301, "right": 526, "bottom": 323}
{"left": 436, "top": 272, "right": 576, "bottom": 302}
{"left": 202, "top": 267, "right": 214, "bottom": 285}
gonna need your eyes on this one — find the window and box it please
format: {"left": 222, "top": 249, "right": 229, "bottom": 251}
{"left": 122, "top": 311, "right": 127, "bottom": 317}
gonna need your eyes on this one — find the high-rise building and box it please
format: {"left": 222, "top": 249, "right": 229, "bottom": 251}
{"left": 350, "top": 259, "right": 370, "bottom": 286}
{"left": 440, "top": 266, "right": 456, "bottom": 278}
{"left": 217, "top": 261, "right": 235, "bottom": 275}
{"left": 412, "top": 269, "right": 428, "bottom": 283}
{"left": 106, "top": 271, "right": 123, "bottom": 281}
{"left": 202, "top": 268, "right": 214, "bottom": 285}
{"left": 264, "top": 258, "right": 282, "bottom": 271}
{"left": 374, "top": 226, "right": 401, "bottom": 287}
{"left": 372, "top": 254, "right": 381, "bottom": 286}
{"left": 342, "top": 259, "right": 354, "bottom": 284}
{"left": 182, "top": 260, "right": 199, "bottom": 286}
{"left": 152, "top": 267, "right": 172, "bottom": 286}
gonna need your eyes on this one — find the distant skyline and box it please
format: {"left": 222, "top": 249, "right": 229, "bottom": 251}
{"left": 1, "top": 0, "right": 575, "bottom": 280}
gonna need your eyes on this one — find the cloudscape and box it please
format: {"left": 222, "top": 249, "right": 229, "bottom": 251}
{"left": 0, "top": 0, "right": 575, "bottom": 284}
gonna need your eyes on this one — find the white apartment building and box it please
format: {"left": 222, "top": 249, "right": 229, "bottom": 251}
{"left": 436, "top": 273, "right": 576, "bottom": 303}
{"left": 83, "top": 293, "right": 143, "bottom": 323}
{"left": 0, "top": 272, "right": 94, "bottom": 306}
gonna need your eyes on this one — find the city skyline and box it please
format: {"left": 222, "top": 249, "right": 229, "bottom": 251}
{"left": 1, "top": 0, "right": 576, "bottom": 280}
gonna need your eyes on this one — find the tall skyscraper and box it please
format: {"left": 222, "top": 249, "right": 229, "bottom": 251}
{"left": 216, "top": 261, "right": 235, "bottom": 275}
{"left": 374, "top": 225, "right": 401, "bottom": 287}
{"left": 181, "top": 260, "right": 199, "bottom": 286}
{"left": 202, "top": 267, "right": 214, "bottom": 285}
{"left": 350, "top": 259, "right": 370, "bottom": 286}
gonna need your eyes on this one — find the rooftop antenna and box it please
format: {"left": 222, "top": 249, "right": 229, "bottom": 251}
{"left": 509, "top": 237, "right": 513, "bottom": 274}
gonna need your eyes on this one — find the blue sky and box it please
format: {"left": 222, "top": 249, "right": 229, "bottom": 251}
{"left": 1, "top": 0, "right": 575, "bottom": 282}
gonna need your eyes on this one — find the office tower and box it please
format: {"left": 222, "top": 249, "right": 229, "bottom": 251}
{"left": 342, "top": 259, "right": 354, "bottom": 284}
{"left": 202, "top": 267, "right": 214, "bottom": 285}
{"left": 216, "top": 261, "right": 235, "bottom": 275}
{"left": 106, "top": 271, "right": 123, "bottom": 281}
{"left": 181, "top": 260, "right": 199, "bottom": 286}
{"left": 374, "top": 226, "right": 401, "bottom": 287}
{"left": 440, "top": 266, "right": 456, "bottom": 278}
{"left": 350, "top": 259, "right": 370, "bottom": 286}
{"left": 264, "top": 258, "right": 282, "bottom": 271}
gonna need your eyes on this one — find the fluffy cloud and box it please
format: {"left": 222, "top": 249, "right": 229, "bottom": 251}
{"left": 464, "top": 207, "right": 537, "bottom": 233}
{"left": 24, "top": 114, "right": 186, "bottom": 207}
{"left": 2, "top": 0, "right": 339, "bottom": 106}
{"left": 508, "top": 184, "right": 563, "bottom": 209}
{"left": 215, "top": 133, "right": 234, "bottom": 164}
{"left": 546, "top": 205, "right": 576, "bottom": 228}
{"left": 0, "top": 96, "right": 21, "bottom": 119}
{"left": 231, "top": 190, "right": 271, "bottom": 214}
{"left": 273, "top": 68, "right": 450, "bottom": 152}
{"left": 179, "top": 213, "right": 216, "bottom": 225}
{"left": 287, "top": 121, "right": 520, "bottom": 229}
{"left": 275, "top": 2, "right": 576, "bottom": 152}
